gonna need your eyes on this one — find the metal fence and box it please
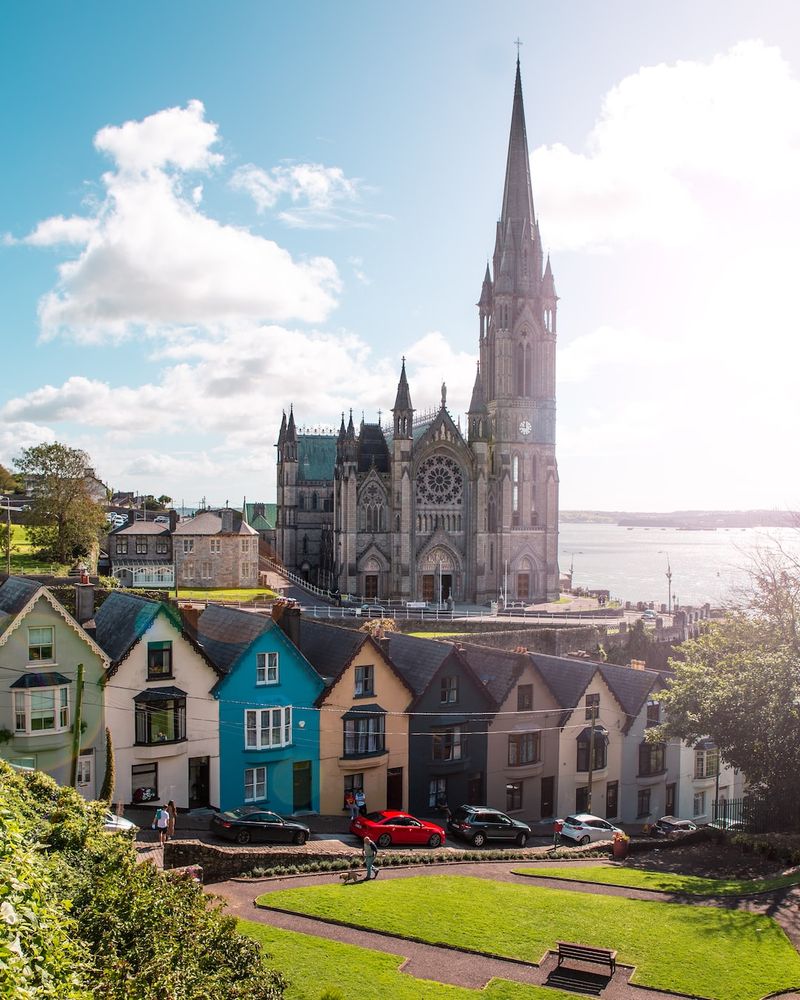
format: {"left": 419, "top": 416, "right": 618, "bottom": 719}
{"left": 713, "top": 796, "right": 800, "bottom": 834}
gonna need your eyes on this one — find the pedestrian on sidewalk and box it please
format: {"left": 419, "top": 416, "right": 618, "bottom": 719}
{"left": 155, "top": 805, "right": 170, "bottom": 846}
{"left": 363, "top": 835, "right": 379, "bottom": 880}
{"left": 553, "top": 818, "right": 563, "bottom": 849}
{"left": 167, "top": 800, "right": 177, "bottom": 840}
{"left": 345, "top": 790, "right": 358, "bottom": 821}
{"left": 355, "top": 788, "right": 366, "bottom": 816}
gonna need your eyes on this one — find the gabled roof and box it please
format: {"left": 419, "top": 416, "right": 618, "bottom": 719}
{"left": 297, "top": 435, "right": 336, "bottom": 483}
{"left": 173, "top": 511, "right": 257, "bottom": 536}
{"left": 244, "top": 502, "right": 276, "bottom": 531}
{"left": 457, "top": 643, "right": 526, "bottom": 706}
{"left": 295, "top": 619, "right": 369, "bottom": 688}
{"left": 379, "top": 632, "right": 454, "bottom": 696}
{"left": 94, "top": 591, "right": 220, "bottom": 677}
{"left": 357, "top": 424, "right": 390, "bottom": 474}
{"left": 0, "top": 577, "right": 41, "bottom": 638}
{"left": 195, "top": 604, "right": 274, "bottom": 675}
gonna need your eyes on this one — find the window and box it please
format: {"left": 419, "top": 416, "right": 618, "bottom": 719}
{"left": 638, "top": 741, "right": 666, "bottom": 776}
{"left": 428, "top": 776, "right": 447, "bottom": 809}
{"left": 155, "top": 539, "right": 168, "bottom": 554}
{"left": 606, "top": 780, "right": 619, "bottom": 818}
{"left": 508, "top": 731, "right": 540, "bottom": 766}
{"left": 512, "top": 455, "right": 519, "bottom": 519}
{"left": 506, "top": 781, "right": 523, "bottom": 811}
{"left": 354, "top": 665, "right": 374, "bottom": 697}
{"left": 666, "top": 782, "right": 676, "bottom": 815}
{"left": 695, "top": 747, "right": 720, "bottom": 778}
{"left": 28, "top": 626, "right": 54, "bottom": 662}
{"left": 115, "top": 537, "right": 128, "bottom": 555}
{"left": 201, "top": 560, "right": 212, "bottom": 580}
{"left": 76, "top": 756, "right": 92, "bottom": 786}
{"left": 343, "top": 772, "right": 364, "bottom": 807}
{"left": 517, "top": 684, "right": 533, "bottom": 711}
{"left": 131, "top": 762, "right": 158, "bottom": 803}
{"left": 440, "top": 676, "right": 458, "bottom": 704}
{"left": 256, "top": 652, "right": 279, "bottom": 685}
{"left": 637, "top": 788, "right": 651, "bottom": 817}
{"left": 344, "top": 714, "right": 385, "bottom": 756}
{"left": 135, "top": 697, "right": 186, "bottom": 744}
{"left": 241, "top": 538, "right": 249, "bottom": 553}
{"left": 13, "top": 685, "right": 70, "bottom": 734}
{"left": 210, "top": 538, "right": 221, "bottom": 554}
{"left": 245, "top": 707, "right": 292, "bottom": 749}
{"left": 244, "top": 766, "right": 267, "bottom": 803}
{"left": 585, "top": 692, "right": 600, "bottom": 720}
{"left": 693, "top": 790, "right": 706, "bottom": 817}
{"left": 646, "top": 700, "right": 660, "bottom": 727}
{"left": 432, "top": 726, "right": 467, "bottom": 761}
{"left": 135, "top": 537, "right": 148, "bottom": 555}
{"left": 575, "top": 785, "right": 589, "bottom": 812}
{"left": 182, "top": 538, "right": 194, "bottom": 554}
{"left": 147, "top": 641, "right": 172, "bottom": 680}
{"left": 576, "top": 732, "right": 607, "bottom": 772}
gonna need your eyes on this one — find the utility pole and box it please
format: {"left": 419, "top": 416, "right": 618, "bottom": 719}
{"left": 587, "top": 701, "right": 597, "bottom": 813}
{"left": 666, "top": 555, "right": 673, "bottom": 614}
{"left": 69, "top": 662, "right": 85, "bottom": 787}
{"left": 0, "top": 497, "right": 10, "bottom": 576}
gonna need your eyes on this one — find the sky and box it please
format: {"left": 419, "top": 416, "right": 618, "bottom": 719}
{"left": 1, "top": 1, "right": 799, "bottom": 512}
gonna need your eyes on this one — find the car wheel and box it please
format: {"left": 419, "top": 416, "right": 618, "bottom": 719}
{"left": 235, "top": 829, "right": 251, "bottom": 845}
{"left": 472, "top": 832, "right": 486, "bottom": 848}
{"left": 579, "top": 835, "right": 590, "bottom": 846}
{"left": 516, "top": 832, "right": 528, "bottom": 847}
{"left": 428, "top": 833, "right": 442, "bottom": 848}
{"left": 377, "top": 833, "right": 391, "bottom": 848}
{"left": 293, "top": 831, "right": 307, "bottom": 845}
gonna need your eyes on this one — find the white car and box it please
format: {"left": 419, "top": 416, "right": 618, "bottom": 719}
{"left": 103, "top": 811, "right": 139, "bottom": 836}
{"left": 154, "top": 515, "right": 170, "bottom": 524}
{"left": 559, "top": 813, "right": 624, "bottom": 845}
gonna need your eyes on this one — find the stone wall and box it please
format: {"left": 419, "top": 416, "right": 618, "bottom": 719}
{"left": 163, "top": 839, "right": 356, "bottom": 883}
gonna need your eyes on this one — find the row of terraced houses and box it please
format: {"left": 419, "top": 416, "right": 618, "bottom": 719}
{"left": 0, "top": 576, "right": 741, "bottom": 825}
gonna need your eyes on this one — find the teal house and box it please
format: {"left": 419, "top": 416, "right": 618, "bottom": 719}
{"left": 197, "top": 602, "right": 325, "bottom": 814}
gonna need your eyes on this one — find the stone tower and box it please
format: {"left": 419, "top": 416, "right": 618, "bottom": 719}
{"left": 479, "top": 58, "right": 560, "bottom": 602}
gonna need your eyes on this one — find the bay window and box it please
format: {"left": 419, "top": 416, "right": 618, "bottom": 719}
{"left": 244, "top": 707, "right": 292, "bottom": 749}
{"left": 343, "top": 712, "right": 385, "bottom": 756}
{"left": 12, "top": 682, "right": 70, "bottom": 735}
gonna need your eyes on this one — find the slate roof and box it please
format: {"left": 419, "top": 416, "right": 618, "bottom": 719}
{"left": 297, "top": 435, "right": 336, "bottom": 483}
{"left": 295, "top": 619, "right": 367, "bottom": 687}
{"left": 0, "top": 577, "right": 41, "bottom": 637}
{"left": 173, "top": 511, "right": 257, "bottom": 536}
{"left": 10, "top": 670, "right": 71, "bottom": 689}
{"left": 379, "top": 632, "right": 455, "bottom": 697}
{"left": 244, "top": 502, "right": 276, "bottom": 531}
{"left": 457, "top": 643, "right": 524, "bottom": 706}
{"left": 94, "top": 591, "right": 163, "bottom": 664}
{"left": 357, "top": 424, "right": 390, "bottom": 474}
{"left": 111, "top": 522, "right": 170, "bottom": 536}
{"left": 195, "top": 604, "right": 274, "bottom": 675}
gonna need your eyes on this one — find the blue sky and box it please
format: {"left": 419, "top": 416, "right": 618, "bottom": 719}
{"left": 2, "top": 1, "right": 799, "bottom": 510}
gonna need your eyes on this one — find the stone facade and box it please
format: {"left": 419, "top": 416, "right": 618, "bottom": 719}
{"left": 276, "top": 60, "right": 559, "bottom": 604}
{"left": 173, "top": 509, "right": 259, "bottom": 589}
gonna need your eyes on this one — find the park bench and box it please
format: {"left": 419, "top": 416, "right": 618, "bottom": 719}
{"left": 556, "top": 941, "right": 617, "bottom": 975}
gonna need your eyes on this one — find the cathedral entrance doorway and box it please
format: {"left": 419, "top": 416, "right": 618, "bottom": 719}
{"left": 517, "top": 573, "right": 530, "bottom": 601}
{"left": 422, "top": 573, "right": 453, "bottom": 603}
{"left": 365, "top": 575, "right": 378, "bottom": 600}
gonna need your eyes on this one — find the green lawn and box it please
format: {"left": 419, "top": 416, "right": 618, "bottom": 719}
{"left": 258, "top": 875, "right": 800, "bottom": 1000}
{"left": 169, "top": 586, "right": 277, "bottom": 601}
{"left": 6, "top": 523, "right": 70, "bottom": 574}
{"left": 240, "top": 920, "right": 577, "bottom": 1000}
{"left": 514, "top": 864, "right": 800, "bottom": 896}
{"left": 408, "top": 631, "right": 467, "bottom": 638}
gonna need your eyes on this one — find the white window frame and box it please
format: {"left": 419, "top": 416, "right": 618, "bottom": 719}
{"left": 201, "top": 560, "right": 212, "bottom": 580}
{"left": 693, "top": 790, "right": 706, "bottom": 817}
{"left": 210, "top": 538, "right": 221, "bottom": 554}
{"left": 244, "top": 707, "right": 292, "bottom": 749}
{"left": 13, "top": 685, "right": 70, "bottom": 735}
{"left": 256, "top": 652, "right": 279, "bottom": 685}
{"left": 244, "top": 766, "right": 267, "bottom": 803}
{"left": 28, "top": 626, "right": 55, "bottom": 663}
{"left": 354, "top": 664, "right": 374, "bottom": 697}
{"left": 182, "top": 538, "right": 194, "bottom": 554}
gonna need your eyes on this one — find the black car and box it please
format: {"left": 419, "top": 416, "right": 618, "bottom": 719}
{"left": 211, "top": 807, "right": 310, "bottom": 845}
{"left": 649, "top": 815, "right": 698, "bottom": 838}
{"left": 447, "top": 805, "right": 531, "bottom": 847}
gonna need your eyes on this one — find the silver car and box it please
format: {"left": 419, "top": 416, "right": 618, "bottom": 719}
{"left": 559, "top": 813, "right": 624, "bottom": 845}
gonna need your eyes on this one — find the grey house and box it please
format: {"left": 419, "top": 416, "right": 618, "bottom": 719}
{"left": 108, "top": 514, "right": 174, "bottom": 588}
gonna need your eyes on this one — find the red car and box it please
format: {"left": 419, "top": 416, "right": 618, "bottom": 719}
{"left": 350, "top": 810, "right": 446, "bottom": 848}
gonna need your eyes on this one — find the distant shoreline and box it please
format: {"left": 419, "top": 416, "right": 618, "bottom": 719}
{"left": 560, "top": 510, "right": 797, "bottom": 529}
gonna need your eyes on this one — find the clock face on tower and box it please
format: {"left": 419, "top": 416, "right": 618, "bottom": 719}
{"left": 518, "top": 419, "right": 532, "bottom": 436}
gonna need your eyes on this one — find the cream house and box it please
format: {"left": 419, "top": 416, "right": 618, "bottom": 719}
{"left": 95, "top": 592, "right": 222, "bottom": 810}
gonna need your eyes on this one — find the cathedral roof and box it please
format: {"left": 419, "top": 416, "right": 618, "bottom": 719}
{"left": 357, "top": 424, "right": 390, "bottom": 473}
{"left": 297, "top": 435, "right": 337, "bottom": 482}
{"left": 500, "top": 59, "right": 535, "bottom": 235}
{"left": 468, "top": 363, "right": 487, "bottom": 414}
{"left": 244, "top": 502, "right": 276, "bottom": 530}
{"left": 392, "top": 358, "right": 413, "bottom": 413}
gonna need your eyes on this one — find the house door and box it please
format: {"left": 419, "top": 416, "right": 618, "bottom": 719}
{"left": 365, "top": 575, "right": 378, "bottom": 600}
{"left": 422, "top": 575, "right": 435, "bottom": 602}
{"left": 467, "top": 771, "right": 483, "bottom": 804}
{"left": 540, "top": 776, "right": 554, "bottom": 818}
{"left": 666, "top": 782, "right": 676, "bottom": 816}
{"left": 293, "top": 760, "right": 312, "bottom": 812}
{"left": 386, "top": 767, "right": 403, "bottom": 810}
{"left": 77, "top": 751, "right": 95, "bottom": 801}
{"left": 188, "top": 757, "right": 210, "bottom": 809}
{"left": 606, "top": 780, "right": 619, "bottom": 819}
{"left": 517, "top": 574, "right": 530, "bottom": 601}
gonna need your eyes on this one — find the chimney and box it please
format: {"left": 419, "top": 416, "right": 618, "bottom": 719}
{"left": 221, "top": 509, "right": 233, "bottom": 533}
{"left": 75, "top": 584, "right": 95, "bottom": 626}
{"left": 629, "top": 659, "right": 646, "bottom": 671}
{"left": 180, "top": 605, "right": 202, "bottom": 640}
{"left": 271, "top": 599, "right": 301, "bottom": 647}
{"left": 169, "top": 509, "right": 178, "bottom": 532}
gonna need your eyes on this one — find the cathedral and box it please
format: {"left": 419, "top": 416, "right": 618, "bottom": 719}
{"left": 275, "top": 59, "right": 559, "bottom": 605}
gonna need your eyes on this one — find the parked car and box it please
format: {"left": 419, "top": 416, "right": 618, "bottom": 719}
{"left": 706, "top": 818, "right": 745, "bottom": 832}
{"left": 103, "top": 811, "right": 139, "bottom": 836}
{"left": 210, "top": 807, "right": 310, "bottom": 845}
{"left": 154, "top": 514, "right": 170, "bottom": 524}
{"left": 649, "top": 815, "right": 698, "bottom": 837}
{"left": 106, "top": 513, "right": 126, "bottom": 528}
{"left": 350, "top": 810, "right": 446, "bottom": 848}
{"left": 641, "top": 609, "right": 657, "bottom": 621}
{"left": 447, "top": 805, "right": 531, "bottom": 847}
{"left": 559, "top": 813, "right": 624, "bottom": 845}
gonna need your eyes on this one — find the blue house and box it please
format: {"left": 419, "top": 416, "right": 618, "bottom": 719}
{"left": 196, "top": 602, "right": 325, "bottom": 814}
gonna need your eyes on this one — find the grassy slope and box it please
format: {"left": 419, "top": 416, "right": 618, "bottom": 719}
{"left": 514, "top": 864, "right": 800, "bottom": 895}
{"left": 241, "top": 921, "right": 576, "bottom": 1000}
{"left": 258, "top": 875, "right": 800, "bottom": 1000}
{"left": 169, "top": 587, "right": 277, "bottom": 600}
{"left": 8, "top": 523, "right": 70, "bottom": 574}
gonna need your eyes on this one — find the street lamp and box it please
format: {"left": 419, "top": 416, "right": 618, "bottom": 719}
{"left": 659, "top": 551, "right": 673, "bottom": 614}
{"left": 0, "top": 497, "right": 10, "bottom": 576}
{"left": 565, "top": 550, "right": 583, "bottom": 590}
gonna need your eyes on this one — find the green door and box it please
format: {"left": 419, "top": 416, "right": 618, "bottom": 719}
{"left": 293, "top": 760, "right": 312, "bottom": 812}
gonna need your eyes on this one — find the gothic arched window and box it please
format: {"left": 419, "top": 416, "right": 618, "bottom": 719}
{"left": 512, "top": 455, "right": 520, "bottom": 526}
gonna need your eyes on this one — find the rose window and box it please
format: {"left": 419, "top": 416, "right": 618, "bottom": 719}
{"left": 416, "top": 455, "right": 463, "bottom": 505}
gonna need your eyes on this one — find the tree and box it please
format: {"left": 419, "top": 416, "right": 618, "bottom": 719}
{"left": 98, "top": 727, "right": 115, "bottom": 803}
{"left": 0, "top": 462, "right": 17, "bottom": 493}
{"left": 655, "top": 548, "right": 800, "bottom": 800}
{"left": 14, "top": 443, "right": 107, "bottom": 565}
{"left": 157, "top": 494, "right": 172, "bottom": 507}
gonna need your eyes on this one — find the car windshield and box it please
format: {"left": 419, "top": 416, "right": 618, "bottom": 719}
{"left": 225, "top": 808, "right": 260, "bottom": 820}
{"left": 564, "top": 816, "right": 582, "bottom": 826}
{"left": 365, "top": 812, "right": 388, "bottom": 822}
{"left": 452, "top": 808, "right": 470, "bottom": 823}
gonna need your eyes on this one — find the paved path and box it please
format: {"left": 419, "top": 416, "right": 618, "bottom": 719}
{"left": 211, "top": 860, "right": 800, "bottom": 999}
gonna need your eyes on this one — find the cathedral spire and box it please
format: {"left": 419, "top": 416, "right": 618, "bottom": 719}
{"left": 468, "top": 361, "right": 487, "bottom": 414}
{"left": 542, "top": 254, "right": 556, "bottom": 299}
{"left": 392, "top": 356, "right": 413, "bottom": 412}
{"left": 286, "top": 405, "right": 297, "bottom": 442}
{"left": 277, "top": 410, "right": 287, "bottom": 447}
{"left": 500, "top": 58, "right": 535, "bottom": 233}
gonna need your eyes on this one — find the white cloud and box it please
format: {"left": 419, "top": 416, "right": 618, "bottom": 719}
{"left": 231, "top": 162, "right": 359, "bottom": 211}
{"left": 21, "top": 215, "right": 98, "bottom": 247}
{"left": 533, "top": 40, "right": 800, "bottom": 251}
{"left": 558, "top": 325, "right": 660, "bottom": 384}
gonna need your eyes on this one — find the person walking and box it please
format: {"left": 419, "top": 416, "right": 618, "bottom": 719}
{"left": 166, "top": 800, "right": 177, "bottom": 841}
{"left": 363, "top": 835, "right": 379, "bottom": 880}
{"left": 553, "top": 818, "right": 563, "bottom": 849}
{"left": 345, "top": 790, "right": 358, "bottom": 821}
{"left": 155, "top": 805, "right": 169, "bottom": 846}
{"left": 355, "top": 788, "right": 366, "bottom": 816}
